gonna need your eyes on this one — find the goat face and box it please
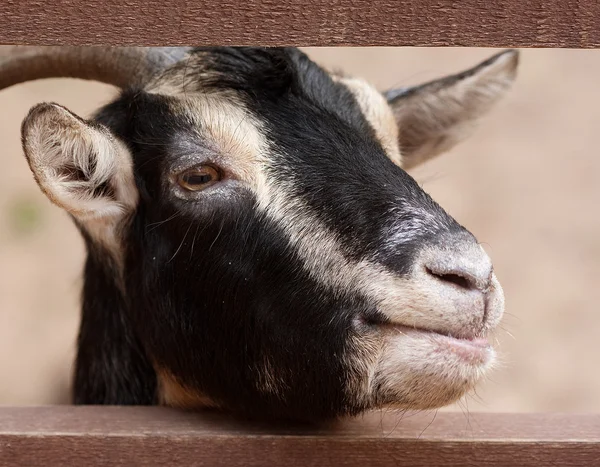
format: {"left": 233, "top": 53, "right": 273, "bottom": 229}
{"left": 10, "top": 47, "right": 516, "bottom": 421}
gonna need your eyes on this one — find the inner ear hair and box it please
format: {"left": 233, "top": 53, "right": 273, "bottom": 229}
{"left": 21, "top": 102, "right": 138, "bottom": 221}
{"left": 21, "top": 102, "right": 139, "bottom": 261}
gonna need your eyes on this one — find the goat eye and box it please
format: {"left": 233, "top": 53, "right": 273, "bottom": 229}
{"left": 177, "top": 166, "right": 221, "bottom": 191}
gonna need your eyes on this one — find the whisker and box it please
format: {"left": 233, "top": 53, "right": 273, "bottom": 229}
{"left": 501, "top": 312, "right": 522, "bottom": 324}
{"left": 189, "top": 222, "right": 202, "bottom": 257}
{"left": 416, "top": 170, "right": 446, "bottom": 186}
{"left": 478, "top": 241, "right": 494, "bottom": 255}
{"left": 417, "top": 409, "right": 438, "bottom": 439}
{"left": 146, "top": 211, "right": 182, "bottom": 233}
{"left": 461, "top": 398, "right": 472, "bottom": 434}
{"left": 209, "top": 218, "right": 226, "bottom": 252}
{"left": 167, "top": 221, "right": 194, "bottom": 264}
{"left": 499, "top": 327, "right": 516, "bottom": 340}
{"left": 468, "top": 388, "right": 487, "bottom": 407}
{"left": 383, "top": 408, "right": 407, "bottom": 438}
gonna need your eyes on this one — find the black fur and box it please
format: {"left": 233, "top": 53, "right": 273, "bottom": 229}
{"left": 74, "top": 233, "right": 157, "bottom": 405}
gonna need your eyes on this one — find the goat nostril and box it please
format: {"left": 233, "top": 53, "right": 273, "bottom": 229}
{"left": 425, "top": 266, "right": 481, "bottom": 292}
{"left": 422, "top": 240, "right": 494, "bottom": 293}
{"left": 432, "top": 271, "right": 472, "bottom": 290}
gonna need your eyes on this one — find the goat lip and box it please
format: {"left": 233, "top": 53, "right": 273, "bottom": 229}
{"left": 379, "top": 323, "right": 493, "bottom": 365}
{"left": 378, "top": 322, "right": 490, "bottom": 348}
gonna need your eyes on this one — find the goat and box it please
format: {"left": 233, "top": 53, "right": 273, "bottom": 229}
{"left": 0, "top": 46, "right": 517, "bottom": 421}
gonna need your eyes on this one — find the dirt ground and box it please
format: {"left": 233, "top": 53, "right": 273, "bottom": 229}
{"left": 2, "top": 47, "right": 600, "bottom": 413}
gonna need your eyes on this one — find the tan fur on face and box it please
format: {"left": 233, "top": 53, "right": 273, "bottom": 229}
{"left": 334, "top": 76, "right": 402, "bottom": 165}
{"left": 157, "top": 368, "right": 218, "bottom": 409}
{"left": 147, "top": 90, "right": 272, "bottom": 201}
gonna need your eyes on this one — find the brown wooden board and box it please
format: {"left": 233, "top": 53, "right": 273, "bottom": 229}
{"left": 1, "top": 407, "right": 599, "bottom": 466}
{"left": 1, "top": 0, "right": 600, "bottom": 48}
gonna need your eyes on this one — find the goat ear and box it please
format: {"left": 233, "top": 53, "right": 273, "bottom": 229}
{"left": 384, "top": 49, "right": 519, "bottom": 169}
{"left": 21, "top": 103, "right": 137, "bottom": 223}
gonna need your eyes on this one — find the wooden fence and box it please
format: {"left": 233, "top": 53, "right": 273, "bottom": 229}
{"left": 1, "top": 0, "right": 600, "bottom": 465}
{"left": 1, "top": 0, "right": 600, "bottom": 47}
{"left": 2, "top": 408, "right": 600, "bottom": 466}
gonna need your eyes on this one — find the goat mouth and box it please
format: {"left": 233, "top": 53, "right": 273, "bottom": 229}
{"left": 382, "top": 323, "right": 489, "bottom": 345}
{"left": 365, "top": 319, "right": 493, "bottom": 362}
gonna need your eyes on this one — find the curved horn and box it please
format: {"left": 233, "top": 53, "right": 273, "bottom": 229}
{"left": 0, "top": 46, "right": 192, "bottom": 90}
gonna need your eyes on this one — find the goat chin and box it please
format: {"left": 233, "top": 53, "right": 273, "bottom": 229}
{"left": 373, "top": 328, "right": 494, "bottom": 409}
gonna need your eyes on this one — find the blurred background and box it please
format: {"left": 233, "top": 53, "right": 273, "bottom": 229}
{"left": 1, "top": 47, "right": 599, "bottom": 412}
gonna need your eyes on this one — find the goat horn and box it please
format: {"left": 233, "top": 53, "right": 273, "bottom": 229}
{"left": 0, "top": 46, "right": 192, "bottom": 90}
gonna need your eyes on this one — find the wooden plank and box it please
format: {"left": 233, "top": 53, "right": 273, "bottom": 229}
{"left": 0, "top": 407, "right": 599, "bottom": 466}
{"left": 1, "top": 0, "right": 600, "bottom": 48}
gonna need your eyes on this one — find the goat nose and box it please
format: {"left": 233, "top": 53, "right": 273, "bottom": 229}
{"left": 409, "top": 235, "right": 504, "bottom": 338}
{"left": 422, "top": 240, "right": 493, "bottom": 293}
